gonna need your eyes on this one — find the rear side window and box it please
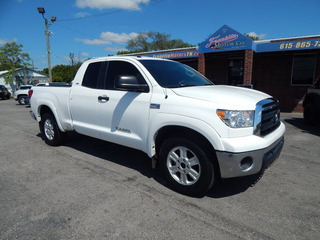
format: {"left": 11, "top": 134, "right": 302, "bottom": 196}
{"left": 82, "top": 62, "right": 102, "bottom": 89}
{"left": 20, "top": 86, "right": 32, "bottom": 90}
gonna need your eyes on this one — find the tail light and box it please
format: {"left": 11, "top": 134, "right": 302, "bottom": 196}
{"left": 28, "top": 89, "right": 33, "bottom": 98}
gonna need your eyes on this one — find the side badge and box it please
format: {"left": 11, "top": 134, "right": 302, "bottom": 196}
{"left": 150, "top": 103, "right": 160, "bottom": 109}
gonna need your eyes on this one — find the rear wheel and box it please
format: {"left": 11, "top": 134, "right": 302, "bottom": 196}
{"left": 40, "top": 113, "right": 65, "bottom": 146}
{"left": 159, "top": 136, "right": 216, "bottom": 197}
{"left": 18, "top": 95, "right": 27, "bottom": 105}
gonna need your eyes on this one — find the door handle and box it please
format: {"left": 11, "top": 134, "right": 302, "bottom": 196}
{"left": 98, "top": 95, "right": 109, "bottom": 101}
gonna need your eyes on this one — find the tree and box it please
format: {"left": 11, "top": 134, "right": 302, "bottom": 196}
{"left": 45, "top": 62, "right": 82, "bottom": 83}
{"left": 244, "top": 33, "right": 261, "bottom": 41}
{"left": 119, "top": 32, "right": 195, "bottom": 54}
{"left": 0, "top": 42, "right": 30, "bottom": 86}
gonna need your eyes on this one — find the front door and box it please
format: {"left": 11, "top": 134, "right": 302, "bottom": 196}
{"left": 98, "top": 60, "right": 152, "bottom": 151}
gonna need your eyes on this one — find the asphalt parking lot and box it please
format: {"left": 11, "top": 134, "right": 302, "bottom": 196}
{"left": 1, "top": 99, "right": 319, "bottom": 240}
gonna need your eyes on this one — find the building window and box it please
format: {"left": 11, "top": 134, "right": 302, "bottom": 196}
{"left": 291, "top": 54, "right": 316, "bottom": 86}
{"left": 228, "top": 59, "right": 244, "bottom": 86}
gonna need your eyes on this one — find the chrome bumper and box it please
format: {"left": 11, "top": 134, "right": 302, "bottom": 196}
{"left": 216, "top": 136, "right": 284, "bottom": 178}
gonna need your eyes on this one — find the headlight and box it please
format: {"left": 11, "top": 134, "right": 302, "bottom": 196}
{"left": 217, "top": 109, "right": 254, "bottom": 128}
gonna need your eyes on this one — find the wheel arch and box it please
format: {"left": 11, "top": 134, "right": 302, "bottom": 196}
{"left": 154, "top": 125, "right": 221, "bottom": 177}
{"left": 37, "top": 104, "right": 65, "bottom": 132}
{"left": 17, "top": 94, "right": 28, "bottom": 98}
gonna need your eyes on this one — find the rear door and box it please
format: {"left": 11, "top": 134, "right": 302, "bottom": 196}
{"left": 69, "top": 61, "right": 106, "bottom": 138}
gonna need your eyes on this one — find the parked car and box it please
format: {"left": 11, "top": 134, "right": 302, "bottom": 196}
{"left": 30, "top": 56, "right": 285, "bottom": 196}
{"left": 303, "top": 89, "right": 320, "bottom": 125}
{"left": 14, "top": 85, "right": 32, "bottom": 105}
{"left": 0, "top": 85, "right": 11, "bottom": 100}
{"left": 36, "top": 83, "right": 49, "bottom": 86}
{"left": 303, "top": 77, "right": 320, "bottom": 125}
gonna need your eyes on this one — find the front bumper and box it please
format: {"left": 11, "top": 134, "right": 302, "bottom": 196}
{"left": 216, "top": 136, "right": 284, "bottom": 178}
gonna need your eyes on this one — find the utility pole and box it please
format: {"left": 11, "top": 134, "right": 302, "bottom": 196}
{"left": 44, "top": 18, "right": 52, "bottom": 82}
{"left": 37, "top": 7, "right": 56, "bottom": 82}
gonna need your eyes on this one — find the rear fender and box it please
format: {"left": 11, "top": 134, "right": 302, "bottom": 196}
{"left": 37, "top": 101, "right": 66, "bottom": 132}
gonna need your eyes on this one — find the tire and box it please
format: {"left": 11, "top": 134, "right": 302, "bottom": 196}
{"left": 40, "top": 113, "right": 65, "bottom": 146}
{"left": 304, "top": 103, "right": 317, "bottom": 125}
{"left": 18, "top": 95, "right": 27, "bottom": 105}
{"left": 159, "top": 136, "right": 216, "bottom": 197}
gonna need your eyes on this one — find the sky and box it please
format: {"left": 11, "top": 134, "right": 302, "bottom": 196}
{"left": 0, "top": 0, "right": 319, "bottom": 70}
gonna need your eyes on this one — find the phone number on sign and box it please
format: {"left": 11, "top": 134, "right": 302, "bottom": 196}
{"left": 280, "top": 41, "right": 320, "bottom": 50}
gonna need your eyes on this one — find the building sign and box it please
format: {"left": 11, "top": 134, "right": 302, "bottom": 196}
{"left": 256, "top": 39, "right": 320, "bottom": 52}
{"left": 142, "top": 50, "right": 199, "bottom": 59}
{"left": 129, "top": 25, "right": 320, "bottom": 60}
{"left": 199, "top": 25, "right": 253, "bottom": 53}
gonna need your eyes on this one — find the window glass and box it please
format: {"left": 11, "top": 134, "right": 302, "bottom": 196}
{"left": 228, "top": 59, "right": 244, "bottom": 86}
{"left": 20, "top": 86, "right": 32, "bottom": 90}
{"left": 139, "top": 59, "right": 212, "bottom": 88}
{"left": 292, "top": 55, "right": 315, "bottom": 86}
{"left": 82, "top": 62, "right": 102, "bottom": 89}
{"left": 105, "top": 61, "right": 145, "bottom": 90}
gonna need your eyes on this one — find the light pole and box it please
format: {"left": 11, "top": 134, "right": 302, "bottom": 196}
{"left": 37, "top": 7, "right": 56, "bottom": 82}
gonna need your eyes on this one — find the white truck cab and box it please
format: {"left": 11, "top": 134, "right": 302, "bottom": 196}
{"left": 30, "top": 56, "right": 285, "bottom": 196}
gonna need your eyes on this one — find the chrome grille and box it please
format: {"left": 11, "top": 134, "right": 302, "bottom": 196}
{"left": 254, "top": 98, "right": 281, "bottom": 136}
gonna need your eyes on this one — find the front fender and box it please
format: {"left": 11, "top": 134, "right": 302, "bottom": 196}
{"left": 146, "top": 113, "right": 224, "bottom": 157}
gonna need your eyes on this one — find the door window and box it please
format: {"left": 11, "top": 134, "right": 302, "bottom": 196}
{"left": 105, "top": 61, "right": 146, "bottom": 90}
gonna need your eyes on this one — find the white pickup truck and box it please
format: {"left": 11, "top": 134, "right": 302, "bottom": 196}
{"left": 29, "top": 56, "right": 285, "bottom": 196}
{"left": 14, "top": 85, "right": 32, "bottom": 105}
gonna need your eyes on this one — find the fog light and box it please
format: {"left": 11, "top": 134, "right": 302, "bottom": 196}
{"left": 240, "top": 157, "right": 253, "bottom": 171}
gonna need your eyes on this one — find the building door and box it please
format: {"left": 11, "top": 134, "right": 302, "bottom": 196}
{"left": 228, "top": 59, "right": 244, "bottom": 86}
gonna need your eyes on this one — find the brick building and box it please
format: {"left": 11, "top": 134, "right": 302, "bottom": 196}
{"left": 129, "top": 25, "right": 320, "bottom": 112}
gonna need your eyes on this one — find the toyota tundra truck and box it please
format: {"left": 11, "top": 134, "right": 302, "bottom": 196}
{"left": 29, "top": 56, "right": 285, "bottom": 196}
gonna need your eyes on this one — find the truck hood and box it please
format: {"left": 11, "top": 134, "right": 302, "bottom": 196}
{"left": 171, "top": 85, "right": 271, "bottom": 109}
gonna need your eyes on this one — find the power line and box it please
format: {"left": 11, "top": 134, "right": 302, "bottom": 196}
{"left": 52, "top": 52, "right": 69, "bottom": 64}
{"left": 54, "top": 23, "right": 96, "bottom": 38}
{"left": 57, "top": 9, "right": 122, "bottom": 22}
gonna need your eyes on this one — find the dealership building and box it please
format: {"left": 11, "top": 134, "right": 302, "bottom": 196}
{"left": 130, "top": 25, "right": 320, "bottom": 112}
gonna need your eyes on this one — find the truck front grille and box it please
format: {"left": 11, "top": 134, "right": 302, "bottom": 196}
{"left": 254, "top": 98, "right": 281, "bottom": 136}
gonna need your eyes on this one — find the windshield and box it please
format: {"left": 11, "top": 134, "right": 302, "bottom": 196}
{"left": 139, "top": 60, "right": 213, "bottom": 88}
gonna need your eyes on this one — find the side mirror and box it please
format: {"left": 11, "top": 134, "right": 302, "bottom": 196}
{"left": 115, "top": 75, "right": 149, "bottom": 92}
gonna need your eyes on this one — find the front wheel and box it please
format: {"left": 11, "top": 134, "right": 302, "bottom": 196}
{"left": 159, "top": 137, "right": 216, "bottom": 197}
{"left": 40, "top": 113, "right": 65, "bottom": 146}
